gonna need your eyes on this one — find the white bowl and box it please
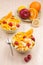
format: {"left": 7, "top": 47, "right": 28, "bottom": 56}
{"left": 2, "top": 28, "right": 17, "bottom": 34}
{"left": 15, "top": 48, "right": 31, "bottom": 54}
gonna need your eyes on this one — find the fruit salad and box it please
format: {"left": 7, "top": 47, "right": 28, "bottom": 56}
{"left": 12, "top": 29, "right": 35, "bottom": 53}
{"left": 1, "top": 12, "right": 20, "bottom": 33}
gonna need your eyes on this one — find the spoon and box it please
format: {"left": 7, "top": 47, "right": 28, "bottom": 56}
{"left": 7, "top": 38, "right": 13, "bottom": 56}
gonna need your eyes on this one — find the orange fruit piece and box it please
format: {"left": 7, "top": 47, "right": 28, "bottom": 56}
{"left": 1, "top": 12, "right": 12, "bottom": 21}
{"left": 30, "top": 1, "right": 41, "bottom": 12}
{"left": 25, "top": 28, "right": 33, "bottom": 37}
{"left": 4, "top": 12, "right": 12, "bottom": 19}
{"left": 29, "top": 8, "right": 38, "bottom": 20}
{"left": 0, "top": 20, "right": 2, "bottom": 24}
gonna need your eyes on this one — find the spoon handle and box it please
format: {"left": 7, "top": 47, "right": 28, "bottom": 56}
{"left": 9, "top": 44, "right": 13, "bottom": 56}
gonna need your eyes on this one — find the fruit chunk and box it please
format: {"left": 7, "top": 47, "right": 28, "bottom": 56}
{"left": 0, "top": 20, "right": 2, "bottom": 24}
{"left": 1, "top": 12, "right": 12, "bottom": 21}
{"left": 29, "top": 8, "right": 38, "bottom": 20}
{"left": 27, "top": 43, "right": 31, "bottom": 47}
{"left": 11, "top": 15, "right": 15, "bottom": 19}
{"left": 23, "top": 36, "right": 26, "bottom": 38}
{"left": 25, "top": 29, "right": 33, "bottom": 37}
{"left": 24, "top": 57, "right": 29, "bottom": 62}
{"left": 16, "top": 24, "right": 20, "bottom": 27}
{"left": 32, "top": 19, "right": 39, "bottom": 27}
{"left": 19, "top": 8, "right": 30, "bottom": 19}
{"left": 24, "top": 54, "right": 32, "bottom": 62}
{"left": 30, "top": 1, "right": 41, "bottom": 12}
{"left": 27, "top": 54, "right": 32, "bottom": 60}
{"left": 18, "top": 6, "right": 26, "bottom": 12}
{"left": 14, "top": 41, "right": 19, "bottom": 45}
{"left": 4, "top": 12, "right": 12, "bottom": 19}
{"left": 8, "top": 22, "right": 13, "bottom": 27}
{"left": 2, "top": 21, "right": 7, "bottom": 24}
{"left": 31, "top": 37, "right": 35, "bottom": 41}
{"left": 2, "top": 24, "right": 10, "bottom": 30}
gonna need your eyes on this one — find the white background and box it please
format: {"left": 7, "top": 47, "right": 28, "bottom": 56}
{"left": 0, "top": 0, "right": 43, "bottom": 65}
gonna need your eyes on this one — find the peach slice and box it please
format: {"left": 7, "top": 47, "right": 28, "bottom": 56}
{"left": 25, "top": 29, "right": 33, "bottom": 37}
{"left": 1, "top": 12, "right": 12, "bottom": 21}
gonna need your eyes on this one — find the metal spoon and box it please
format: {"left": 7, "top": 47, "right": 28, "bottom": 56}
{"left": 7, "top": 38, "right": 13, "bottom": 56}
